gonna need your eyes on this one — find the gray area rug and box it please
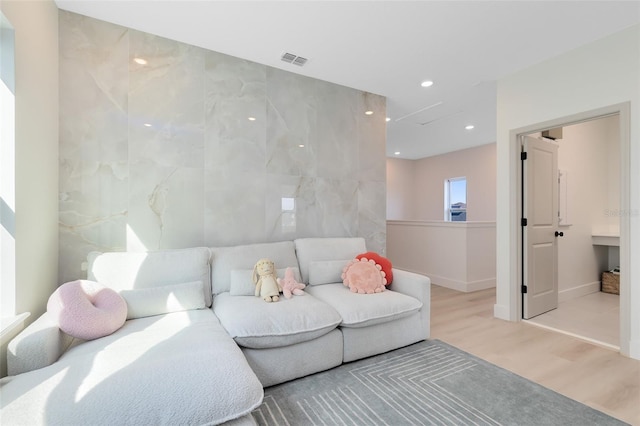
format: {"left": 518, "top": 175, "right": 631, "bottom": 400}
{"left": 252, "top": 340, "right": 626, "bottom": 426}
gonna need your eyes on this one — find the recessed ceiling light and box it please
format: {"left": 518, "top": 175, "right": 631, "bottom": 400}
{"left": 248, "top": 117, "right": 256, "bottom": 121}
{"left": 386, "top": 117, "right": 391, "bottom": 122}
{"left": 298, "top": 144, "right": 305, "bottom": 148}
{"left": 394, "top": 151, "right": 400, "bottom": 156}
{"left": 143, "top": 123, "right": 152, "bottom": 127}
{"left": 465, "top": 124, "right": 475, "bottom": 130}
{"left": 133, "top": 57, "right": 147, "bottom": 65}
{"left": 365, "top": 111, "right": 374, "bottom": 116}
{"left": 420, "top": 80, "right": 434, "bottom": 88}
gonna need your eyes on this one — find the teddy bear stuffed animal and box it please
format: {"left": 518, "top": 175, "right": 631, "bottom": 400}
{"left": 253, "top": 258, "right": 281, "bottom": 302}
{"left": 277, "top": 267, "right": 306, "bottom": 299}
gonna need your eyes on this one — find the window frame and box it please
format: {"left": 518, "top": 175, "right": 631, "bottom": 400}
{"left": 444, "top": 176, "right": 467, "bottom": 222}
{"left": 1, "top": 12, "right": 16, "bottom": 320}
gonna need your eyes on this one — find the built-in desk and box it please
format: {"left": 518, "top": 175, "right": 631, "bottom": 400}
{"left": 592, "top": 233, "right": 620, "bottom": 247}
{"left": 592, "top": 232, "right": 620, "bottom": 271}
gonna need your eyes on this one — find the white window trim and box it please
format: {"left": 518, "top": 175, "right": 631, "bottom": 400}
{"left": 0, "top": 312, "right": 30, "bottom": 346}
{"left": 1, "top": 13, "right": 17, "bottom": 319}
{"left": 444, "top": 176, "right": 467, "bottom": 222}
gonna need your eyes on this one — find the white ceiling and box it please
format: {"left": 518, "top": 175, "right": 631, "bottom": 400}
{"left": 55, "top": 0, "right": 640, "bottom": 159}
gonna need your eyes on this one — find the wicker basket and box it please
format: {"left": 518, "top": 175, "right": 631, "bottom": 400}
{"left": 602, "top": 272, "right": 619, "bottom": 295}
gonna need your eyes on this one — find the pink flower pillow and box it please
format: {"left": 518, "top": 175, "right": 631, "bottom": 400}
{"left": 341, "top": 258, "right": 387, "bottom": 294}
{"left": 47, "top": 280, "right": 127, "bottom": 340}
{"left": 356, "top": 252, "right": 393, "bottom": 284}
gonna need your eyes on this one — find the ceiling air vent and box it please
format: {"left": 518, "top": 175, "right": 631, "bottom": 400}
{"left": 281, "top": 52, "right": 308, "bottom": 67}
{"left": 292, "top": 56, "right": 307, "bottom": 66}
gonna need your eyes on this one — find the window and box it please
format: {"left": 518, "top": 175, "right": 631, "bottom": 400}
{"left": 444, "top": 177, "right": 466, "bottom": 222}
{"left": 0, "top": 13, "right": 15, "bottom": 322}
{"left": 1, "top": 12, "right": 16, "bottom": 319}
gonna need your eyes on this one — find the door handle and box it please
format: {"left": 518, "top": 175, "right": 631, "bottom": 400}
{"left": 555, "top": 231, "right": 564, "bottom": 237}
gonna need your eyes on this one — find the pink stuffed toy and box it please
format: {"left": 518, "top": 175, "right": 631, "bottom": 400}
{"left": 277, "top": 267, "right": 306, "bottom": 299}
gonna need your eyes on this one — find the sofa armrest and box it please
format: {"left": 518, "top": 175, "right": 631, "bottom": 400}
{"left": 388, "top": 268, "right": 431, "bottom": 339}
{"left": 7, "top": 312, "right": 75, "bottom": 376}
{"left": 389, "top": 268, "right": 430, "bottom": 303}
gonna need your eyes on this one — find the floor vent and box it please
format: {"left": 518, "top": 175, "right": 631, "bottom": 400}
{"left": 281, "top": 52, "right": 308, "bottom": 67}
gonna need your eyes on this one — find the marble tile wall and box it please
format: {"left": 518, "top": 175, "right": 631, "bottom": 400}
{"left": 58, "top": 11, "right": 386, "bottom": 282}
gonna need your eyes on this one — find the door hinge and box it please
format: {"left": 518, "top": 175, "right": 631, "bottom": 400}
{"left": 521, "top": 218, "right": 527, "bottom": 227}
{"left": 521, "top": 285, "right": 528, "bottom": 294}
{"left": 521, "top": 152, "right": 527, "bottom": 160}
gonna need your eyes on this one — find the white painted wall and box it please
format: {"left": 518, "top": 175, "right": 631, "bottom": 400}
{"left": 386, "top": 143, "right": 496, "bottom": 221}
{"left": 496, "top": 25, "right": 639, "bottom": 359}
{"left": 387, "top": 220, "right": 496, "bottom": 292}
{"left": 0, "top": 0, "right": 59, "bottom": 320}
{"left": 386, "top": 158, "right": 415, "bottom": 220}
{"left": 413, "top": 143, "right": 496, "bottom": 221}
{"left": 386, "top": 144, "right": 497, "bottom": 293}
{"left": 556, "top": 115, "right": 620, "bottom": 300}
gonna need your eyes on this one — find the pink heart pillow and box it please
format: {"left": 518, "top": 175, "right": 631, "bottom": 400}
{"left": 47, "top": 280, "right": 127, "bottom": 340}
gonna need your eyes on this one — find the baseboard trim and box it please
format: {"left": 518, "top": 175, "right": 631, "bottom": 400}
{"left": 493, "top": 303, "right": 510, "bottom": 321}
{"left": 430, "top": 274, "right": 496, "bottom": 293}
{"left": 429, "top": 275, "right": 466, "bottom": 292}
{"left": 466, "top": 278, "right": 496, "bottom": 292}
{"left": 558, "top": 281, "right": 600, "bottom": 303}
{"left": 627, "top": 338, "right": 640, "bottom": 360}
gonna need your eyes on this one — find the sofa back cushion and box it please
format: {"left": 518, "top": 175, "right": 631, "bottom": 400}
{"left": 295, "top": 237, "right": 367, "bottom": 284}
{"left": 229, "top": 267, "right": 302, "bottom": 296}
{"left": 210, "top": 241, "right": 299, "bottom": 295}
{"left": 87, "top": 247, "right": 212, "bottom": 307}
{"left": 120, "top": 281, "right": 206, "bottom": 319}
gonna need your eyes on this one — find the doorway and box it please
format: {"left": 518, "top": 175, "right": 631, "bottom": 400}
{"left": 521, "top": 135, "right": 559, "bottom": 319}
{"left": 516, "top": 108, "right": 627, "bottom": 351}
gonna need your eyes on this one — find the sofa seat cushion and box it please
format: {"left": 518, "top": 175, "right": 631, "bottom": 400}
{"left": 306, "top": 283, "right": 423, "bottom": 328}
{"left": 213, "top": 292, "right": 341, "bottom": 349}
{"left": 0, "top": 310, "right": 263, "bottom": 426}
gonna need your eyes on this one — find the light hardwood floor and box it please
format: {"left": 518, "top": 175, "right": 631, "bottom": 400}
{"left": 430, "top": 285, "right": 640, "bottom": 425}
{"left": 526, "top": 291, "right": 620, "bottom": 349}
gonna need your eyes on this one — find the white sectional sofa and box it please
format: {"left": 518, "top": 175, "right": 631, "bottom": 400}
{"left": 1, "top": 237, "right": 430, "bottom": 425}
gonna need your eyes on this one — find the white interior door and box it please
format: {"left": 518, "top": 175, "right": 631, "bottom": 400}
{"left": 523, "top": 135, "right": 560, "bottom": 319}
